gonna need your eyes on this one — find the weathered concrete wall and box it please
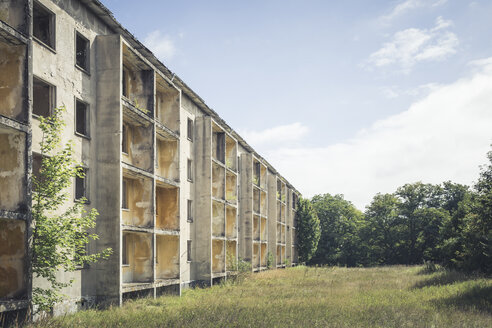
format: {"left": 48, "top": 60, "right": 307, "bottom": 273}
{"left": 156, "top": 235, "right": 179, "bottom": 279}
{"left": 179, "top": 93, "right": 195, "bottom": 285}
{"left": 155, "top": 186, "right": 178, "bottom": 231}
{"left": 0, "top": 42, "right": 26, "bottom": 122}
{"left": 260, "top": 243, "right": 267, "bottom": 267}
{"left": 0, "top": 219, "right": 26, "bottom": 299}
{"left": 252, "top": 243, "right": 259, "bottom": 268}
{"left": 0, "top": 128, "right": 25, "bottom": 211}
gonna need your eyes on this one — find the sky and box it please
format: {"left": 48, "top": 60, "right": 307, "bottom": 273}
{"left": 104, "top": 0, "right": 492, "bottom": 209}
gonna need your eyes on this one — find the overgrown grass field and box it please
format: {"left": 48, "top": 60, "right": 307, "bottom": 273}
{"left": 32, "top": 266, "right": 491, "bottom": 327}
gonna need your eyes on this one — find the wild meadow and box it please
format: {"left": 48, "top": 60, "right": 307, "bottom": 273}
{"left": 29, "top": 265, "right": 491, "bottom": 328}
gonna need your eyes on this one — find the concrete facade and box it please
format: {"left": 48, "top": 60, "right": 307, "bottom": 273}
{"left": 0, "top": 0, "right": 300, "bottom": 317}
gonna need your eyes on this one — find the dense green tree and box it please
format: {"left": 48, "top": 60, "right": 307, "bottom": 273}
{"left": 361, "top": 193, "right": 402, "bottom": 265}
{"left": 310, "top": 194, "right": 364, "bottom": 266}
{"left": 447, "top": 150, "right": 492, "bottom": 273}
{"left": 32, "top": 107, "right": 112, "bottom": 313}
{"left": 295, "top": 198, "right": 321, "bottom": 263}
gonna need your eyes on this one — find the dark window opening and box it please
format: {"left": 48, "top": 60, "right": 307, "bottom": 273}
{"left": 187, "top": 240, "right": 192, "bottom": 262}
{"left": 32, "top": 152, "right": 43, "bottom": 182}
{"left": 215, "top": 132, "right": 225, "bottom": 163}
{"left": 122, "top": 66, "right": 129, "bottom": 98}
{"left": 122, "top": 123, "right": 128, "bottom": 154}
{"left": 187, "top": 199, "right": 193, "bottom": 222}
{"left": 33, "top": 1, "right": 55, "bottom": 48}
{"left": 33, "top": 77, "right": 54, "bottom": 118}
{"left": 187, "top": 159, "right": 193, "bottom": 182}
{"left": 75, "top": 167, "right": 88, "bottom": 201}
{"left": 75, "top": 99, "right": 89, "bottom": 137}
{"left": 75, "top": 32, "right": 89, "bottom": 71}
{"left": 187, "top": 118, "right": 194, "bottom": 141}
{"left": 122, "top": 234, "right": 129, "bottom": 265}
{"left": 122, "top": 178, "right": 129, "bottom": 209}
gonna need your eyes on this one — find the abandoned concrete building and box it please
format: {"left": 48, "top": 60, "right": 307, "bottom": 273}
{"left": 0, "top": 0, "right": 300, "bottom": 316}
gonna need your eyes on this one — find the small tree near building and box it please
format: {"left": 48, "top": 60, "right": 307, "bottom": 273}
{"left": 32, "top": 106, "right": 111, "bottom": 313}
{"left": 295, "top": 197, "right": 321, "bottom": 263}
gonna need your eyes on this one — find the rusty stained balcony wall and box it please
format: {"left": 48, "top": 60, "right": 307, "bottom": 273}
{"left": 0, "top": 127, "right": 26, "bottom": 212}
{"left": 155, "top": 186, "right": 179, "bottom": 231}
{"left": 0, "top": 219, "right": 26, "bottom": 300}
{"left": 122, "top": 232, "right": 153, "bottom": 283}
{"left": 156, "top": 235, "right": 179, "bottom": 280}
{"left": 0, "top": 41, "right": 26, "bottom": 123}
{"left": 122, "top": 175, "right": 153, "bottom": 227}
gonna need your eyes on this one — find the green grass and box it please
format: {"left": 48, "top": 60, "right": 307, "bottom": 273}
{"left": 31, "top": 266, "right": 491, "bottom": 328}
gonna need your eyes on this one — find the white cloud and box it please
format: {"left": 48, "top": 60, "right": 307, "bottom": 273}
{"left": 251, "top": 59, "right": 492, "bottom": 210}
{"left": 143, "top": 30, "right": 177, "bottom": 62}
{"left": 380, "top": 83, "right": 442, "bottom": 99}
{"left": 367, "top": 17, "right": 458, "bottom": 72}
{"left": 240, "top": 122, "right": 309, "bottom": 149}
{"left": 381, "top": 0, "right": 448, "bottom": 23}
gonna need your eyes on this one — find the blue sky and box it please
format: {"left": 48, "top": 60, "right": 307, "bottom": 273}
{"left": 104, "top": 0, "right": 492, "bottom": 209}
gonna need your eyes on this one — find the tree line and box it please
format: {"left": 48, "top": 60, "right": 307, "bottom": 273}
{"left": 296, "top": 149, "right": 492, "bottom": 274}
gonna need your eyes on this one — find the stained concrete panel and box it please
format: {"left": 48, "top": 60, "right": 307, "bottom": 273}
{"left": 122, "top": 176, "right": 153, "bottom": 227}
{"left": 122, "top": 232, "right": 152, "bottom": 283}
{"left": 0, "top": 129, "right": 25, "bottom": 211}
{"left": 212, "top": 240, "right": 224, "bottom": 274}
{"left": 225, "top": 206, "right": 237, "bottom": 239}
{"left": 212, "top": 201, "right": 225, "bottom": 237}
{"left": 156, "top": 138, "right": 178, "bottom": 181}
{"left": 0, "top": 42, "right": 25, "bottom": 122}
{"left": 0, "top": 218, "right": 25, "bottom": 299}
{"left": 156, "top": 186, "right": 179, "bottom": 231}
{"left": 156, "top": 235, "right": 179, "bottom": 279}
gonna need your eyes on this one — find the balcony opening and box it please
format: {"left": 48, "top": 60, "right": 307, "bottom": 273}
{"left": 253, "top": 243, "right": 260, "bottom": 269}
{"left": 212, "top": 124, "right": 225, "bottom": 164}
{"left": 122, "top": 44, "right": 153, "bottom": 115}
{"left": 212, "top": 162, "right": 224, "bottom": 199}
{"left": 0, "top": 41, "right": 26, "bottom": 122}
{"left": 225, "top": 172, "right": 237, "bottom": 203}
{"left": 121, "top": 174, "right": 152, "bottom": 227}
{"left": 156, "top": 235, "right": 179, "bottom": 280}
{"left": 155, "top": 76, "right": 180, "bottom": 133}
{"left": 226, "top": 240, "right": 237, "bottom": 271}
{"left": 156, "top": 137, "right": 178, "bottom": 182}
{"left": 225, "top": 206, "right": 237, "bottom": 239}
{"left": 212, "top": 240, "right": 225, "bottom": 274}
{"left": 155, "top": 185, "right": 179, "bottom": 231}
{"left": 121, "top": 118, "right": 153, "bottom": 172}
{"left": 225, "top": 135, "right": 236, "bottom": 171}
{"left": 122, "top": 232, "right": 152, "bottom": 284}
{"left": 212, "top": 201, "right": 225, "bottom": 237}
{"left": 0, "top": 219, "right": 26, "bottom": 300}
{"left": 0, "top": 127, "right": 25, "bottom": 211}
{"left": 253, "top": 215, "right": 260, "bottom": 241}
